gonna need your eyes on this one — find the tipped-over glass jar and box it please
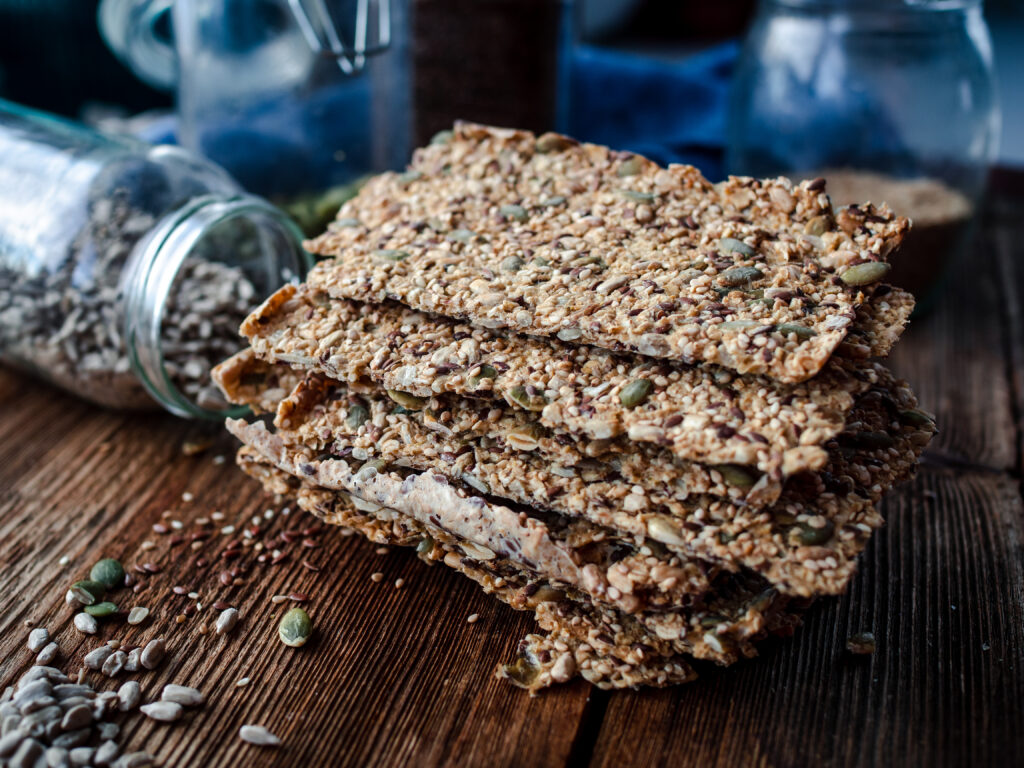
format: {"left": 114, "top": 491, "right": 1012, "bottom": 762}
{"left": 727, "top": 0, "right": 1000, "bottom": 309}
{"left": 0, "top": 101, "right": 312, "bottom": 417}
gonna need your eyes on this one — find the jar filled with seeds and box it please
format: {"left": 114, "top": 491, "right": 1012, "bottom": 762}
{"left": 727, "top": 0, "right": 1000, "bottom": 309}
{"left": 0, "top": 101, "right": 312, "bottom": 417}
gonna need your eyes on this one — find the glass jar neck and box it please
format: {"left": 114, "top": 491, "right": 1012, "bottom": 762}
{"left": 121, "top": 193, "right": 312, "bottom": 419}
{"left": 761, "top": 0, "right": 981, "bottom": 10}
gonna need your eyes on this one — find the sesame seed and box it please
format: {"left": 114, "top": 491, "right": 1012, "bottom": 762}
{"left": 171, "top": 520, "right": 184, "bottom": 530}
{"left": 58, "top": 555, "right": 70, "bottom": 566}
{"left": 394, "top": 578, "right": 405, "bottom": 589}
{"left": 141, "top": 540, "right": 156, "bottom": 551}
{"left": 271, "top": 595, "right": 288, "bottom": 604}
{"left": 221, "top": 525, "right": 235, "bottom": 535}
{"left": 236, "top": 677, "right": 251, "bottom": 687}
{"left": 375, "top": 547, "right": 390, "bottom": 555}
{"left": 370, "top": 572, "right": 384, "bottom": 583}
{"left": 182, "top": 492, "right": 194, "bottom": 502}
{"left": 467, "top": 614, "right": 479, "bottom": 624}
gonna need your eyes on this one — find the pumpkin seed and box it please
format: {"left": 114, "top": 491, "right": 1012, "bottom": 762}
{"left": 84, "top": 602, "right": 117, "bottom": 618}
{"left": 618, "top": 379, "right": 652, "bottom": 408}
{"left": 840, "top": 261, "right": 890, "bottom": 286}
{"left": 846, "top": 631, "right": 876, "bottom": 655}
{"left": 415, "top": 536, "right": 434, "bottom": 556}
{"left": 373, "top": 249, "right": 410, "bottom": 262}
{"left": 468, "top": 364, "right": 498, "bottom": 387}
{"left": 346, "top": 404, "right": 369, "bottom": 430}
{"left": 446, "top": 228, "right": 476, "bottom": 243}
{"left": 539, "top": 196, "right": 566, "bottom": 207}
{"left": 430, "top": 129, "right": 454, "bottom": 145}
{"left": 69, "top": 581, "right": 105, "bottom": 606}
{"left": 775, "top": 323, "right": 817, "bottom": 339}
{"left": 620, "top": 189, "right": 656, "bottom": 203}
{"left": 719, "top": 237, "right": 755, "bottom": 256}
{"left": 500, "top": 256, "right": 524, "bottom": 272}
{"left": 711, "top": 464, "right": 758, "bottom": 488}
{"left": 899, "top": 408, "right": 935, "bottom": 428}
{"left": 616, "top": 156, "right": 644, "bottom": 177}
{"left": 508, "top": 385, "right": 548, "bottom": 411}
{"left": 278, "top": 607, "right": 312, "bottom": 648}
{"left": 796, "top": 518, "right": 835, "bottom": 545}
{"left": 719, "top": 266, "right": 764, "bottom": 287}
{"left": 89, "top": 559, "right": 124, "bottom": 589}
{"left": 804, "top": 215, "right": 831, "bottom": 235}
{"left": 502, "top": 654, "right": 541, "bottom": 688}
{"left": 398, "top": 170, "right": 422, "bottom": 184}
{"left": 533, "top": 256, "right": 551, "bottom": 267}
{"left": 535, "top": 134, "right": 575, "bottom": 153}
{"left": 499, "top": 204, "right": 528, "bottom": 223}
{"left": 335, "top": 217, "right": 361, "bottom": 228}
{"left": 385, "top": 390, "right": 427, "bottom": 410}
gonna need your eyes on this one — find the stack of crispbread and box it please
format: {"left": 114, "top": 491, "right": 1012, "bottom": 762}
{"left": 213, "top": 123, "right": 934, "bottom": 692}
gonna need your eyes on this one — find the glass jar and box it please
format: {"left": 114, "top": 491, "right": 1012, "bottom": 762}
{"left": 98, "top": 0, "right": 410, "bottom": 198}
{"left": 727, "top": 0, "right": 1000, "bottom": 307}
{"left": 0, "top": 101, "right": 311, "bottom": 417}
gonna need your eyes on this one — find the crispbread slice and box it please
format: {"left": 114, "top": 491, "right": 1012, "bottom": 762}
{"left": 225, "top": 372, "right": 932, "bottom": 597}
{"left": 306, "top": 122, "right": 909, "bottom": 383}
{"left": 236, "top": 283, "right": 907, "bottom": 475}
{"left": 238, "top": 448, "right": 800, "bottom": 676}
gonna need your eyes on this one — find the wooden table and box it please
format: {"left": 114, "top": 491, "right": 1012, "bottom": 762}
{"left": 2, "top": 183, "right": 1023, "bottom": 768}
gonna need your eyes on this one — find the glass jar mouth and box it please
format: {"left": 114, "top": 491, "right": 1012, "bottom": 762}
{"left": 121, "top": 193, "right": 312, "bottom": 419}
{"left": 763, "top": 0, "right": 980, "bottom": 10}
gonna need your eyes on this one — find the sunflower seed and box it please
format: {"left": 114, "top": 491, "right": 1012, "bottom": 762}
{"left": 140, "top": 638, "right": 166, "bottom": 670}
{"left": 112, "top": 752, "right": 154, "bottom": 768}
{"left": 27, "top": 628, "right": 49, "bottom": 653}
{"left": 89, "top": 559, "right": 125, "bottom": 589}
{"left": 94, "top": 741, "right": 119, "bottom": 766}
{"left": 83, "top": 647, "right": 113, "bottom": 671}
{"left": 620, "top": 189, "right": 656, "bottom": 203}
{"left": 98, "top": 722, "right": 119, "bottom": 740}
{"left": 239, "top": 724, "right": 281, "bottom": 747}
{"left": 618, "top": 379, "right": 652, "bottom": 408}
{"left": 139, "top": 702, "right": 182, "bottom": 722}
{"left": 68, "top": 746, "right": 94, "bottom": 766}
{"left": 0, "top": 731, "right": 20, "bottom": 757}
{"left": 35, "top": 643, "right": 59, "bottom": 666}
{"left": 11, "top": 739, "right": 44, "bottom": 767}
{"left": 116, "top": 682, "right": 140, "bottom": 713}
{"left": 160, "top": 685, "right": 203, "bottom": 707}
{"left": 840, "top": 261, "right": 890, "bottom": 286}
{"left": 100, "top": 652, "right": 126, "bottom": 678}
{"left": 646, "top": 516, "right": 687, "bottom": 547}
{"left": 278, "top": 608, "right": 312, "bottom": 648}
{"left": 72, "top": 614, "right": 97, "bottom": 636}
{"left": 60, "top": 704, "right": 92, "bottom": 731}
{"left": 123, "top": 649, "right": 142, "bottom": 673}
{"left": 215, "top": 607, "right": 239, "bottom": 636}
{"left": 45, "top": 746, "right": 69, "bottom": 768}
{"left": 51, "top": 729, "right": 89, "bottom": 749}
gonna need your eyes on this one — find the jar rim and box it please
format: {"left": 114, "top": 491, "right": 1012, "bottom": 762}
{"left": 121, "top": 193, "right": 312, "bottom": 419}
{"left": 762, "top": 0, "right": 981, "bottom": 10}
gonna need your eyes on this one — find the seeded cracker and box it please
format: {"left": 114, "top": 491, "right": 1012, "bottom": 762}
{"left": 305, "top": 123, "right": 908, "bottom": 383}
{"left": 234, "top": 284, "right": 911, "bottom": 475}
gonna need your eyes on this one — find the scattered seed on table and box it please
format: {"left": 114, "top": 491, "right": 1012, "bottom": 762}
{"left": 215, "top": 608, "right": 239, "bottom": 636}
{"left": 127, "top": 607, "right": 149, "bottom": 626}
{"left": 84, "top": 601, "right": 118, "bottom": 618}
{"left": 60, "top": 703, "right": 92, "bottom": 731}
{"left": 140, "top": 701, "right": 183, "bottom": 722}
{"left": 181, "top": 492, "right": 194, "bottom": 502}
{"left": 395, "top": 579, "right": 405, "bottom": 589}
{"left": 83, "top": 646, "right": 113, "bottom": 671}
{"left": 239, "top": 725, "right": 281, "bottom": 747}
{"left": 70, "top": 580, "right": 106, "bottom": 606}
{"left": 467, "top": 614, "right": 479, "bottom": 624}
{"left": 58, "top": 555, "right": 70, "bottom": 566}
{"left": 140, "top": 541, "right": 156, "bottom": 551}
{"left": 94, "top": 740, "right": 119, "bottom": 765}
{"left": 27, "top": 628, "right": 49, "bottom": 652}
{"left": 270, "top": 595, "right": 288, "bottom": 605}
{"left": 161, "top": 685, "right": 203, "bottom": 707}
{"left": 117, "top": 681, "right": 140, "bottom": 712}
{"left": 74, "top": 614, "right": 98, "bottom": 635}
{"left": 220, "top": 525, "right": 235, "bottom": 535}
{"left": 90, "top": 558, "right": 125, "bottom": 589}
{"left": 211, "top": 601, "right": 231, "bottom": 611}
{"left": 301, "top": 559, "right": 320, "bottom": 572}
{"left": 278, "top": 608, "right": 312, "bottom": 648}
{"left": 375, "top": 547, "right": 389, "bottom": 556}
{"left": 370, "top": 572, "right": 383, "bottom": 583}
{"left": 36, "top": 642, "right": 59, "bottom": 665}
{"left": 124, "top": 649, "right": 142, "bottom": 673}
{"left": 235, "top": 678, "right": 250, "bottom": 688}
{"left": 140, "top": 638, "right": 165, "bottom": 670}
{"left": 101, "top": 651, "right": 126, "bottom": 677}
{"left": 287, "top": 592, "right": 308, "bottom": 603}
{"left": 152, "top": 523, "right": 168, "bottom": 535}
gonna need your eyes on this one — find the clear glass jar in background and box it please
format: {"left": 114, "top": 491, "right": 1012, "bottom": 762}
{"left": 0, "top": 101, "right": 311, "bottom": 417}
{"left": 727, "top": 0, "right": 1000, "bottom": 308}
{"left": 98, "top": 0, "right": 410, "bottom": 198}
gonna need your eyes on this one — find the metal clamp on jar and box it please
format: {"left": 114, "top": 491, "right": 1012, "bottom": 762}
{"left": 0, "top": 102, "right": 312, "bottom": 417}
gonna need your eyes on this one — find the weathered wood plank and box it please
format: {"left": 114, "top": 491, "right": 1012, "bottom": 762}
{"left": 0, "top": 371, "right": 592, "bottom": 768}
{"left": 587, "top": 467, "right": 1024, "bottom": 768}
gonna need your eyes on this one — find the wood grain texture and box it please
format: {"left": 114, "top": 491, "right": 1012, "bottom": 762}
{"left": 2, "top": 184, "right": 1024, "bottom": 768}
